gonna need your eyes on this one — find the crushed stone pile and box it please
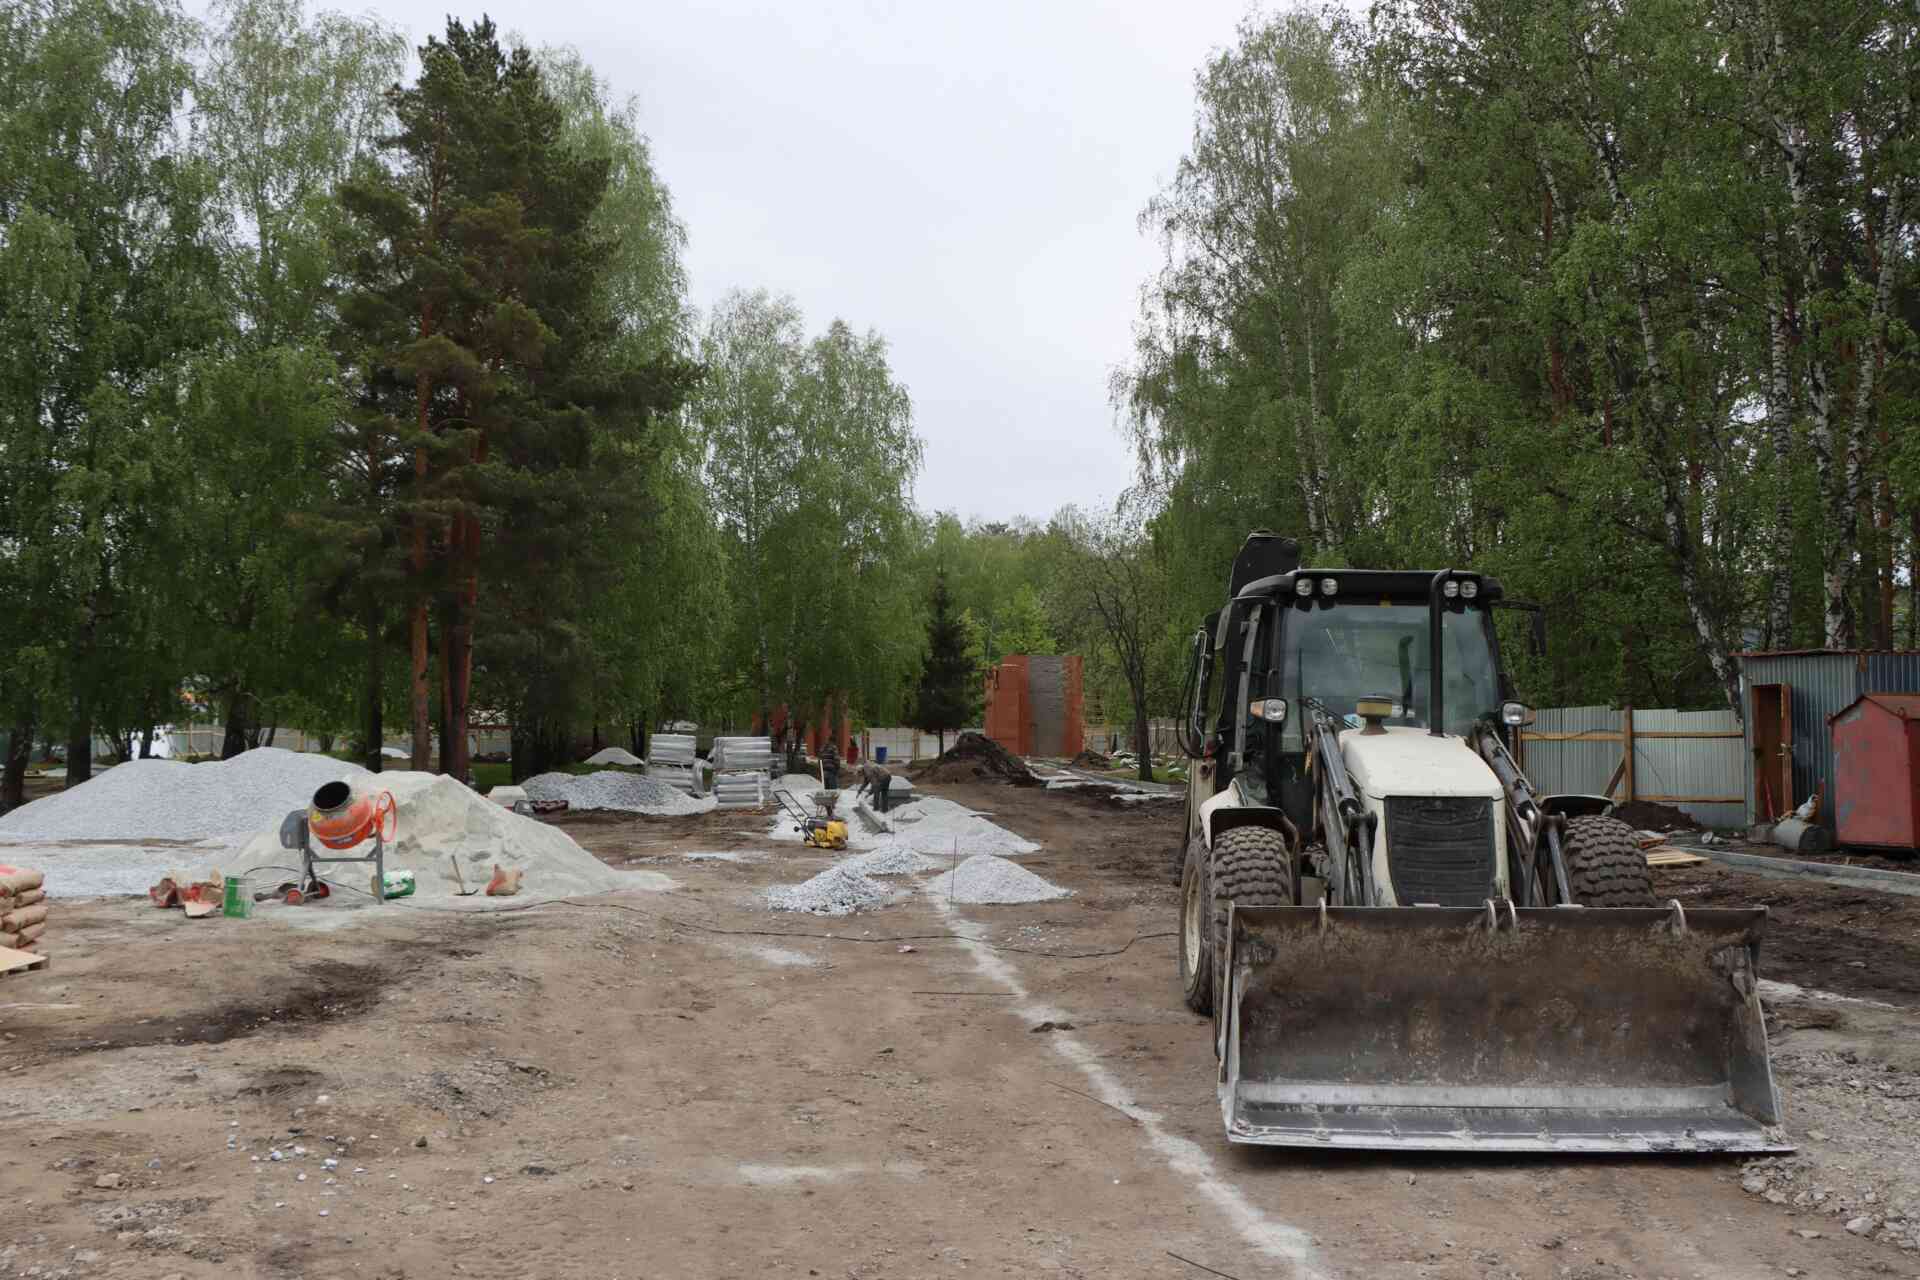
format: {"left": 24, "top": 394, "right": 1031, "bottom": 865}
{"left": 886, "top": 797, "right": 1040, "bottom": 857}
{"left": 1070, "top": 749, "right": 1113, "bottom": 769}
{"left": 840, "top": 846, "right": 942, "bottom": 877}
{"left": 0, "top": 748, "right": 366, "bottom": 842}
{"left": 227, "top": 771, "right": 660, "bottom": 912}
{"left": 522, "top": 770, "right": 714, "bottom": 816}
{"left": 913, "top": 731, "right": 1038, "bottom": 786}
{"left": 927, "top": 854, "right": 1068, "bottom": 905}
{"left": 766, "top": 864, "right": 893, "bottom": 916}
{"left": 583, "top": 746, "right": 644, "bottom": 766}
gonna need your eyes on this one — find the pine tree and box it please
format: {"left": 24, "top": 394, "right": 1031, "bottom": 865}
{"left": 913, "top": 571, "right": 973, "bottom": 755}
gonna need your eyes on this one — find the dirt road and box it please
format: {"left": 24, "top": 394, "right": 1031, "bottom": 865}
{"left": 4, "top": 779, "right": 1918, "bottom": 1278}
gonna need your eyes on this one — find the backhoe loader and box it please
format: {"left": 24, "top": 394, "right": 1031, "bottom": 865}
{"left": 1174, "top": 531, "right": 1786, "bottom": 1153}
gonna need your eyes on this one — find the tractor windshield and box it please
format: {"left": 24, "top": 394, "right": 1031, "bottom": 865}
{"left": 1277, "top": 603, "right": 1500, "bottom": 743}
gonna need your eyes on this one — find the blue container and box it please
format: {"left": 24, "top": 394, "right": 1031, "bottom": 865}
{"left": 874, "top": 746, "right": 888, "bottom": 763}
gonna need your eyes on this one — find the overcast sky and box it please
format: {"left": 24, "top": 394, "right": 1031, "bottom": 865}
{"left": 320, "top": 0, "right": 1262, "bottom": 522}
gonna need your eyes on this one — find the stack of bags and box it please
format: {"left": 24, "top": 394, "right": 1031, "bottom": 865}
{"left": 0, "top": 864, "right": 48, "bottom": 954}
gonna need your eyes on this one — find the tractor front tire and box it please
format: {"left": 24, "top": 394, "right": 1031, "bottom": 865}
{"left": 1562, "top": 815, "right": 1657, "bottom": 907}
{"left": 1210, "top": 826, "right": 1296, "bottom": 998}
{"left": 1179, "top": 837, "right": 1214, "bottom": 1016}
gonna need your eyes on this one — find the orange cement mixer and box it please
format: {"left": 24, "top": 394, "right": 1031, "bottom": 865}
{"left": 307, "top": 780, "right": 397, "bottom": 850}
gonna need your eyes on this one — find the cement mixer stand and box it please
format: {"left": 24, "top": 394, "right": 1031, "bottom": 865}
{"left": 277, "top": 808, "right": 388, "bottom": 904}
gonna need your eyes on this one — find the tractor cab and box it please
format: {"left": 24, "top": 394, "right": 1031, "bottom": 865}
{"left": 1203, "top": 569, "right": 1533, "bottom": 842}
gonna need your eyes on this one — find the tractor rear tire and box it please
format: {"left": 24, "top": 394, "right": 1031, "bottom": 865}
{"left": 1562, "top": 815, "right": 1657, "bottom": 907}
{"left": 1210, "top": 826, "right": 1296, "bottom": 996}
{"left": 1179, "top": 837, "right": 1214, "bottom": 1016}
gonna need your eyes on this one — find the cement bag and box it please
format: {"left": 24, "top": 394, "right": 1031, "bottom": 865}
{"left": 0, "top": 867, "right": 44, "bottom": 896}
{"left": 1, "top": 920, "right": 46, "bottom": 949}
{"left": 1, "top": 903, "right": 49, "bottom": 932}
{"left": 0, "top": 888, "right": 46, "bottom": 912}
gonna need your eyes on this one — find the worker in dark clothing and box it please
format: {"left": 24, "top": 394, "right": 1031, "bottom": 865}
{"left": 820, "top": 739, "right": 841, "bottom": 791}
{"left": 853, "top": 759, "right": 893, "bottom": 813}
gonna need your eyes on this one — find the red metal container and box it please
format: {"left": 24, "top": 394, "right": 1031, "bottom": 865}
{"left": 1830, "top": 693, "right": 1920, "bottom": 851}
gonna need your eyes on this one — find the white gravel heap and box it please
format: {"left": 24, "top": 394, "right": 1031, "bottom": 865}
{"left": 886, "top": 798, "right": 1040, "bottom": 858}
{"left": 926, "top": 854, "right": 1069, "bottom": 905}
{"left": 226, "top": 770, "right": 656, "bottom": 911}
{"left": 766, "top": 864, "right": 893, "bottom": 916}
{"left": 583, "top": 746, "right": 643, "bottom": 766}
{"left": 522, "top": 770, "right": 714, "bottom": 816}
{"left": 839, "top": 846, "right": 942, "bottom": 877}
{"left": 0, "top": 748, "right": 366, "bottom": 842}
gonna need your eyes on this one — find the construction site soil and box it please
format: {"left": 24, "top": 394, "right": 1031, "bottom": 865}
{"left": 5, "top": 778, "right": 1920, "bottom": 1278}
{"left": 910, "top": 732, "right": 1039, "bottom": 787}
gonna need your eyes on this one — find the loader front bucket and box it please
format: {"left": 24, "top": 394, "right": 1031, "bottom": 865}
{"left": 1219, "top": 903, "right": 1790, "bottom": 1154}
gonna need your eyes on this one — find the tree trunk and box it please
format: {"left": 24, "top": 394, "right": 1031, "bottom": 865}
{"left": 363, "top": 596, "right": 385, "bottom": 774}
{"left": 1133, "top": 685, "right": 1153, "bottom": 784}
{"left": 139, "top": 725, "right": 155, "bottom": 759}
{"left": 3, "top": 717, "right": 34, "bottom": 812}
{"left": 221, "top": 691, "right": 252, "bottom": 760}
{"left": 1764, "top": 225, "right": 1796, "bottom": 648}
{"left": 64, "top": 711, "right": 92, "bottom": 788}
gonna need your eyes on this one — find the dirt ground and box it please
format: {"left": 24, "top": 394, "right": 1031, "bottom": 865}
{"left": 5, "top": 780, "right": 1920, "bottom": 1279}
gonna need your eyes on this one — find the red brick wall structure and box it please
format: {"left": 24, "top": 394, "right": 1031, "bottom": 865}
{"left": 982, "top": 655, "right": 1082, "bottom": 760}
{"left": 983, "top": 656, "right": 1030, "bottom": 755}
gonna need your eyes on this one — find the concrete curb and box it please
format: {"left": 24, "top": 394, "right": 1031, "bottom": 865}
{"left": 1692, "top": 846, "right": 1920, "bottom": 898}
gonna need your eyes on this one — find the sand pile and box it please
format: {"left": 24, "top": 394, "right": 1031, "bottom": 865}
{"left": 583, "top": 746, "right": 644, "bottom": 766}
{"left": 0, "top": 748, "right": 367, "bottom": 842}
{"left": 766, "top": 864, "right": 893, "bottom": 916}
{"left": 226, "top": 771, "right": 654, "bottom": 910}
{"left": 522, "top": 771, "right": 714, "bottom": 816}
{"left": 926, "top": 854, "right": 1068, "bottom": 905}
{"left": 913, "top": 732, "right": 1038, "bottom": 786}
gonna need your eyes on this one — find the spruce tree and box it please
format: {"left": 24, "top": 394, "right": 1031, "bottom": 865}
{"left": 913, "top": 571, "right": 973, "bottom": 755}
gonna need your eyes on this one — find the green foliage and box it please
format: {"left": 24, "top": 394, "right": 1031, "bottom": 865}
{"left": 698, "top": 290, "right": 923, "bottom": 735}
{"left": 1119, "top": 2, "right": 1920, "bottom": 718}
{"left": 913, "top": 571, "right": 973, "bottom": 739}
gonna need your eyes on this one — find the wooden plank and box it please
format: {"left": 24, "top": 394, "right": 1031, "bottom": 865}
{"left": 1518, "top": 730, "right": 1625, "bottom": 742}
{"left": 1646, "top": 850, "right": 1709, "bottom": 867}
{"left": 0, "top": 945, "right": 49, "bottom": 976}
{"left": 1633, "top": 729, "right": 1745, "bottom": 740}
{"left": 1622, "top": 705, "right": 1636, "bottom": 804}
{"left": 1602, "top": 757, "right": 1627, "bottom": 799}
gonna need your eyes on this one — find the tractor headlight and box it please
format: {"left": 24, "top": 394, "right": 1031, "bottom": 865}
{"left": 1293, "top": 577, "right": 1314, "bottom": 598}
{"left": 1319, "top": 577, "right": 1338, "bottom": 597}
{"left": 1441, "top": 579, "right": 1460, "bottom": 600}
{"left": 1501, "top": 701, "right": 1535, "bottom": 727}
{"left": 1459, "top": 579, "right": 1479, "bottom": 600}
{"left": 1249, "top": 698, "right": 1289, "bottom": 724}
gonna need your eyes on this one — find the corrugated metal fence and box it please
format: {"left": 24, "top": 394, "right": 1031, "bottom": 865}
{"left": 1520, "top": 705, "right": 1745, "bottom": 829}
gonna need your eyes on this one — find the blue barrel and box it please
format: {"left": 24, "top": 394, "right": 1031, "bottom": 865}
{"left": 874, "top": 746, "right": 888, "bottom": 763}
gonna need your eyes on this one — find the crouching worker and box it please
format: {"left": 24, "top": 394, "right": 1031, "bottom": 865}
{"left": 854, "top": 759, "right": 893, "bottom": 813}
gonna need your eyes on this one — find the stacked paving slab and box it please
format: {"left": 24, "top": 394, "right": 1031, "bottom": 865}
{"left": 646, "top": 733, "right": 703, "bottom": 797}
{"left": 711, "top": 736, "right": 774, "bottom": 809}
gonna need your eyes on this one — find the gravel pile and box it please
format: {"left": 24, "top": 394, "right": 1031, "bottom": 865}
{"left": 766, "top": 864, "right": 893, "bottom": 916}
{"left": 840, "top": 846, "right": 942, "bottom": 876}
{"left": 521, "top": 770, "right": 714, "bottom": 815}
{"left": 0, "top": 748, "right": 365, "bottom": 842}
{"left": 926, "top": 854, "right": 1069, "bottom": 905}
{"left": 583, "top": 747, "right": 644, "bottom": 766}
{"left": 888, "top": 798, "right": 1040, "bottom": 857}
